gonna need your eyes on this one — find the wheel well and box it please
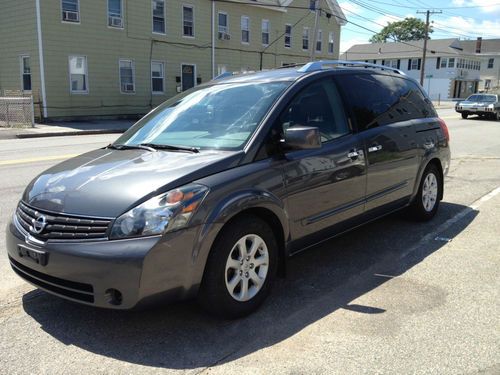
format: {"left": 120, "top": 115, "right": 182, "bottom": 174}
{"left": 222, "top": 208, "right": 287, "bottom": 277}
{"left": 427, "top": 158, "right": 444, "bottom": 200}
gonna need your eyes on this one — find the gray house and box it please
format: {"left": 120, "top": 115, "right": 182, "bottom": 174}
{"left": 341, "top": 38, "right": 483, "bottom": 100}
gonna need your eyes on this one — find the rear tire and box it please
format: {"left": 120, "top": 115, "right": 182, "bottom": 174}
{"left": 409, "top": 164, "right": 442, "bottom": 221}
{"left": 198, "top": 215, "right": 278, "bottom": 319}
{"left": 461, "top": 113, "right": 468, "bottom": 119}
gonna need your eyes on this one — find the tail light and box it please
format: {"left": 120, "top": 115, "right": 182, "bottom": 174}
{"left": 438, "top": 118, "right": 450, "bottom": 143}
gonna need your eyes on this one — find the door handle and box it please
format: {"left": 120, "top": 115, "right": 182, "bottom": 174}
{"left": 368, "top": 145, "right": 382, "bottom": 153}
{"left": 347, "top": 150, "right": 360, "bottom": 159}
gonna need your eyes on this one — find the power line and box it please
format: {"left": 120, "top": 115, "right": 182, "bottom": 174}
{"left": 347, "top": 0, "right": 500, "bottom": 10}
{"left": 346, "top": 0, "right": 500, "bottom": 39}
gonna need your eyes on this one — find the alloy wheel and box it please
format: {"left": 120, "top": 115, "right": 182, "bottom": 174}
{"left": 224, "top": 234, "right": 269, "bottom": 302}
{"left": 422, "top": 172, "right": 438, "bottom": 212}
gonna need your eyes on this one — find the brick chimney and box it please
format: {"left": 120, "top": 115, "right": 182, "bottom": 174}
{"left": 476, "top": 37, "right": 482, "bottom": 53}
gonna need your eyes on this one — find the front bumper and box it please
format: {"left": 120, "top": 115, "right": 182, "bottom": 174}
{"left": 455, "top": 106, "right": 495, "bottom": 115}
{"left": 6, "top": 218, "right": 203, "bottom": 309}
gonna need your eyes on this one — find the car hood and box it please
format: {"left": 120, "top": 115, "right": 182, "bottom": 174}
{"left": 23, "top": 148, "right": 243, "bottom": 217}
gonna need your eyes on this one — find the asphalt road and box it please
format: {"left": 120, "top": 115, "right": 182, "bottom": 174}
{"left": 0, "top": 111, "right": 499, "bottom": 374}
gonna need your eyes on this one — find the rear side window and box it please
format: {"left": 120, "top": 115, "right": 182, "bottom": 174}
{"left": 335, "top": 73, "right": 434, "bottom": 132}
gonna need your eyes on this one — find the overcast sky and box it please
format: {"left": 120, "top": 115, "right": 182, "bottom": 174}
{"left": 338, "top": 0, "right": 500, "bottom": 52}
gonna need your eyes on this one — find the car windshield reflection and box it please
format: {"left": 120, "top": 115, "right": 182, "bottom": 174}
{"left": 114, "top": 82, "right": 290, "bottom": 151}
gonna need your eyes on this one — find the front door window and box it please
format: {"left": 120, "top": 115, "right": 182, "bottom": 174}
{"left": 182, "top": 64, "right": 195, "bottom": 91}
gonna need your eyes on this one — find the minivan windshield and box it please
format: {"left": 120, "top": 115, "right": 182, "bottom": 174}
{"left": 114, "top": 81, "right": 290, "bottom": 151}
{"left": 466, "top": 94, "right": 497, "bottom": 102}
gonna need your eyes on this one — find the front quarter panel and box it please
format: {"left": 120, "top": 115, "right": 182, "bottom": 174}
{"left": 186, "top": 157, "right": 289, "bottom": 287}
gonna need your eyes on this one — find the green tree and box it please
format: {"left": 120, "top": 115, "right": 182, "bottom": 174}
{"left": 369, "top": 17, "right": 433, "bottom": 43}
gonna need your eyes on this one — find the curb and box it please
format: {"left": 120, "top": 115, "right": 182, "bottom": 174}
{"left": 15, "top": 128, "right": 127, "bottom": 139}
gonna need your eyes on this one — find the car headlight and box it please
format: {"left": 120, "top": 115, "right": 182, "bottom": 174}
{"left": 109, "top": 184, "right": 209, "bottom": 239}
{"left": 488, "top": 104, "right": 494, "bottom": 109}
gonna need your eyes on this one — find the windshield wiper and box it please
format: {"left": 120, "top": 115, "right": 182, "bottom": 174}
{"left": 106, "top": 144, "right": 157, "bottom": 152}
{"left": 139, "top": 143, "right": 200, "bottom": 153}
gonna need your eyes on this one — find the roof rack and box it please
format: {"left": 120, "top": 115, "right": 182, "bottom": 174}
{"left": 212, "top": 70, "right": 260, "bottom": 81}
{"left": 213, "top": 72, "right": 234, "bottom": 80}
{"left": 297, "top": 60, "right": 405, "bottom": 75}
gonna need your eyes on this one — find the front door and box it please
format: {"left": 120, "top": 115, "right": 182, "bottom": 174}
{"left": 181, "top": 64, "right": 195, "bottom": 91}
{"left": 281, "top": 78, "right": 367, "bottom": 251}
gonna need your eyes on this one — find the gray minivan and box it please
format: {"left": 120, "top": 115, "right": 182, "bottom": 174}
{"left": 7, "top": 61, "right": 450, "bottom": 318}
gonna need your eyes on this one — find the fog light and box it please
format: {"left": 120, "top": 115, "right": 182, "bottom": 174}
{"left": 105, "top": 288, "right": 123, "bottom": 306}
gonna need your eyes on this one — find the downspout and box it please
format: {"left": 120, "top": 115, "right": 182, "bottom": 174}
{"left": 211, "top": 0, "right": 215, "bottom": 79}
{"left": 310, "top": 0, "right": 319, "bottom": 61}
{"left": 35, "top": 0, "right": 47, "bottom": 119}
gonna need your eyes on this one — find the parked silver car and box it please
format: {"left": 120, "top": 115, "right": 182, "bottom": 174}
{"left": 455, "top": 94, "right": 500, "bottom": 120}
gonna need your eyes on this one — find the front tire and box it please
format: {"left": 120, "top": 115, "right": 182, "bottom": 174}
{"left": 198, "top": 215, "right": 278, "bottom": 319}
{"left": 409, "top": 164, "right": 442, "bottom": 221}
{"left": 461, "top": 113, "right": 468, "bottom": 119}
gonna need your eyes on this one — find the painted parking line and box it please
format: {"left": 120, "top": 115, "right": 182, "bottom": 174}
{"left": 0, "top": 154, "right": 78, "bottom": 166}
{"left": 440, "top": 115, "right": 460, "bottom": 120}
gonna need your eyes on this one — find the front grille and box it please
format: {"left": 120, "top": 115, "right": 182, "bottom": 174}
{"left": 16, "top": 201, "right": 111, "bottom": 241}
{"left": 9, "top": 256, "right": 94, "bottom": 303}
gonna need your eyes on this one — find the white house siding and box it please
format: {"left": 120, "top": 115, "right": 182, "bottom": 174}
{"left": 421, "top": 78, "right": 450, "bottom": 100}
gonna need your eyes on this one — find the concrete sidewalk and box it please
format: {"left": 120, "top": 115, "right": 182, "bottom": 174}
{"left": 0, "top": 119, "right": 135, "bottom": 140}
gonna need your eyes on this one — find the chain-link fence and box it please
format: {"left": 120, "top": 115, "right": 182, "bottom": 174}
{"left": 0, "top": 96, "right": 35, "bottom": 128}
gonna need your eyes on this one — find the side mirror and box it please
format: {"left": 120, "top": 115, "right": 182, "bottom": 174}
{"left": 282, "top": 126, "right": 321, "bottom": 150}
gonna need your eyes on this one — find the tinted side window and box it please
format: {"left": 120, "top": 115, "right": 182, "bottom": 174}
{"left": 279, "top": 79, "right": 349, "bottom": 143}
{"left": 335, "top": 73, "right": 435, "bottom": 132}
{"left": 393, "top": 77, "right": 436, "bottom": 119}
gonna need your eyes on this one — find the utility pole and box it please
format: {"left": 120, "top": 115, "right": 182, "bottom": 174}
{"left": 417, "top": 9, "right": 441, "bottom": 86}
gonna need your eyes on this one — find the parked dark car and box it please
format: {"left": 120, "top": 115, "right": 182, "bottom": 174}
{"left": 6, "top": 61, "right": 451, "bottom": 318}
{"left": 455, "top": 93, "right": 500, "bottom": 120}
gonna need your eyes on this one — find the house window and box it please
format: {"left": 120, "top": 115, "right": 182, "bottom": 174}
{"left": 62, "top": 0, "right": 79, "bottom": 22}
{"left": 383, "top": 59, "right": 398, "bottom": 68}
{"left": 151, "top": 61, "right": 164, "bottom": 93}
{"left": 218, "top": 12, "right": 228, "bottom": 33}
{"left": 108, "top": 0, "right": 123, "bottom": 28}
{"left": 440, "top": 57, "right": 448, "bottom": 68}
{"left": 152, "top": 0, "right": 165, "bottom": 34}
{"left": 262, "top": 19, "right": 269, "bottom": 45}
{"left": 448, "top": 58, "right": 455, "bottom": 68}
{"left": 68, "top": 56, "right": 88, "bottom": 93}
{"left": 316, "top": 30, "right": 322, "bottom": 52}
{"left": 410, "top": 58, "right": 419, "bottom": 70}
{"left": 20, "top": 56, "right": 32, "bottom": 91}
{"left": 487, "top": 58, "right": 494, "bottom": 69}
{"left": 328, "top": 31, "right": 334, "bottom": 54}
{"left": 241, "top": 16, "right": 249, "bottom": 43}
{"left": 485, "top": 79, "right": 491, "bottom": 89}
{"left": 119, "top": 59, "right": 135, "bottom": 93}
{"left": 183, "top": 5, "right": 194, "bottom": 37}
{"left": 302, "top": 27, "right": 309, "bottom": 50}
{"left": 284, "top": 24, "right": 291, "bottom": 48}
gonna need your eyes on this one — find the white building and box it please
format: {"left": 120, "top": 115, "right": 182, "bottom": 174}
{"left": 341, "top": 38, "right": 483, "bottom": 100}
